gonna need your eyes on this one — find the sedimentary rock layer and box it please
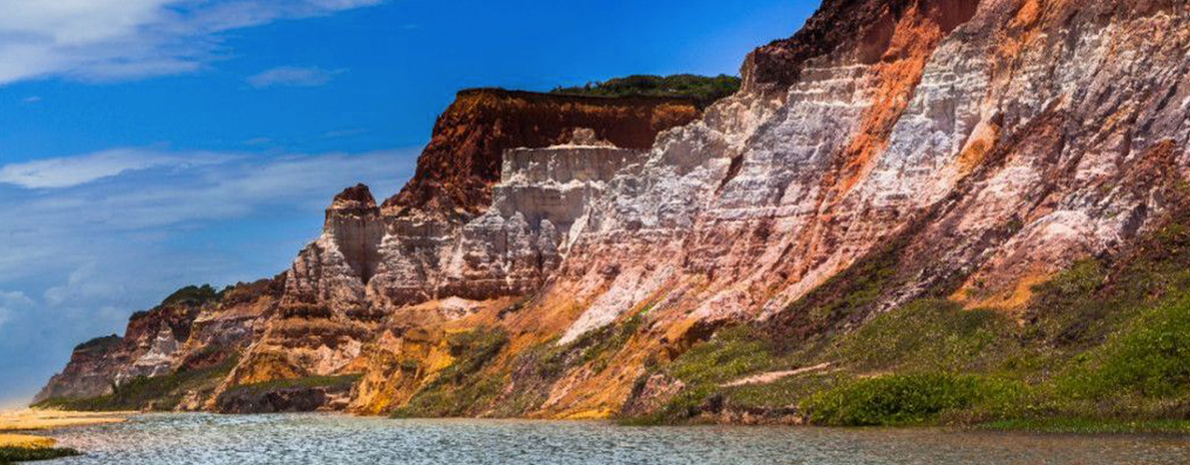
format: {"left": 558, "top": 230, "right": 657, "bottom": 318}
{"left": 40, "top": 0, "right": 1190, "bottom": 421}
{"left": 386, "top": 89, "right": 701, "bottom": 217}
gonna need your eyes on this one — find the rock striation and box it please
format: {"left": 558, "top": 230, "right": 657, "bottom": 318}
{"left": 386, "top": 89, "right": 701, "bottom": 217}
{"left": 39, "top": 0, "right": 1190, "bottom": 422}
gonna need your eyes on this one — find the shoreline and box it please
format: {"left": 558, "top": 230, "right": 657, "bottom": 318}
{"left": 0, "top": 409, "right": 130, "bottom": 464}
{"left": 0, "top": 409, "right": 132, "bottom": 432}
{"left": 16, "top": 407, "right": 1190, "bottom": 437}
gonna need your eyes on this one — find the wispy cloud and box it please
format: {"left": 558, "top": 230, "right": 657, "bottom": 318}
{"left": 247, "top": 66, "right": 343, "bottom": 89}
{"left": 0, "top": 148, "right": 234, "bottom": 189}
{"left": 0, "top": 146, "right": 416, "bottom": 282}
{"left": 0, "top": 291, "right": 33, "bottom": 329}
{"left": 323, "top": 128, "right": 370, "bottom": 139}
{"left": 22, "top": 96, "right": 41, "bottom": 104}
{"left": 0, "top": 0, "right": 383, "bottom": 86}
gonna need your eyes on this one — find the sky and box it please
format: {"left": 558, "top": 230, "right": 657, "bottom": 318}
{"left": 0, "top": 0, "right": 821, "bottom": 406}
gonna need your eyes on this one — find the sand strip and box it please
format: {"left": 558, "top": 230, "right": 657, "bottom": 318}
{"left": 0, "top": 410, "right": 131, "bottom": 432}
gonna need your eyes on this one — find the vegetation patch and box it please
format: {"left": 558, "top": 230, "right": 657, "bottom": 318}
{"left": 0, "top": 447, "right": 80, "bottom": 464}
{"left": 552, "top": 74, "right": 741, "bottom": 108}
{"left": 630, "top": 326, "right": 783, "bottom": 424}
{"left": 73, "top": 335, "right": 122, "bottom": 352}
{"left": 801, "top": 373, "right": 1015, "bottom": 426}
{"left": 491, "top": 306, "right": 654, "bottom": 417}
{"left": 214, "top": 373, "right": 363, "bottom": 413}
{"left": 1057, "top": 294, "right": 1190, "bottom": 412}
{"left": 34, "top": 356, "right": 238, "bottom": 412}
{"left": 830, "top": 299, "right": 1017, "bottom": 373}
{"left": 160, "top": 284, "right": 223, "bottom": 308}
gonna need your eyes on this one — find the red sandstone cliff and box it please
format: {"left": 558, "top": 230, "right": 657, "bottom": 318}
{"left": 38, "top": 0, "right": 1190, "bottom": 424}
{"left": 386, "top": 89, "right": 701, "bottom": 217}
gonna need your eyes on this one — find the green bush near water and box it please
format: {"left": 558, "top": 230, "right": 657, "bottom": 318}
{"left": 1056, "top": 294, "right": 1190, "bottom": 412}
{"left": 0, "top": 447, "right": 80, "bottom": 464}
{"left": 800, "top": 373, "right": 1016, "bottom": 426}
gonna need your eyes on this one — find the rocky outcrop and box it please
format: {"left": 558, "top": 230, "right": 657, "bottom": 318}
{"left": 212, "top": 378, "right": 355, "bottom": 414}
{"left": 33, "top": 336, "right": 124, "bottom": 403}
{"left": 35, "top": 293, "right": 209, "bottom": 403}
{"left": 34, "top": 280, "right": 281, "bottom": 408}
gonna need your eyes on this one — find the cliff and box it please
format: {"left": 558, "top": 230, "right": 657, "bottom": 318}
{"left": 35, "top": 89, "right": 702, "bottom": 413}
{"left": 39, "top": 0, "right": 1190, "bottom": 429}
{"left": 386, "top": 89, "right": 701, "bottom": 218}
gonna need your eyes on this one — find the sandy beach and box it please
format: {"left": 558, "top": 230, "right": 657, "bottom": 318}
{"left": 0, "top": 409, "right": 130, "bottom": 433}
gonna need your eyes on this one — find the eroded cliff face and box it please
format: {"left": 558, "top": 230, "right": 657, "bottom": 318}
{"left": 34, "top": 280, "right": 280, "bottom": 408}
{"left": 357, "top": 0, "right": 1190, "bottom": 418}
{"left": 36, "top": 90, "right": 703, "bottom": 412}
{"left": 386, "top": 89, "right": 702, "bottom": 217}
{"left": 40, "top": 0, "right": 1190, "bottom": 421}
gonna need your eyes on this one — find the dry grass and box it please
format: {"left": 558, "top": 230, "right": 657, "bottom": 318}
{"left": 0, "top": 435, "right": 55, "bottom": 449}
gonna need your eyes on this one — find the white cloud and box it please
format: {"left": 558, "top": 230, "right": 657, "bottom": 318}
{"left": 0, "top": 290, "right": 34, "bottom": 329}
{"left": 0, "top": 148, "right": 235, "bottom": 189}
{"left": 247, "top": 66, "right": 343, "bottom": 88}
{"left": 43, "top": 263, "right": 126, "bottom": 307}
{"left": 23, "top": 96, "right": 42, "bottom": 104}
{"left": 0, "top": 0, "right": 383, "bottom": 86}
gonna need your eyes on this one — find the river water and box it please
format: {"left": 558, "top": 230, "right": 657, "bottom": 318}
{"left": 40, "top": 413, "right": 1190, "bottom": 464}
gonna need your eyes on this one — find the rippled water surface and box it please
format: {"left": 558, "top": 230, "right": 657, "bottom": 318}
{"left": 41, "top": 413, "right": 1190, "bottom": 464}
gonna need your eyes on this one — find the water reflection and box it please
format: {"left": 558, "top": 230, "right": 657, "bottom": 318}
{"left": 43, "top": 413, "right": 1190, "bottom": 465}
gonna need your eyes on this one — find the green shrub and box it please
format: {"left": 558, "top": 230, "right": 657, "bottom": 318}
{"left": 667, "top": 326, "right": 774, "bottom": 387}
{"left": 1060, "top": 295, "right": 1190, "bottom": 400}
{"left": 0, "top": 447, "right": 80, "bottom": 464}
{"left": 833, "top": 299, "right": 1013, "bottom": 372}
{"left": 801, "top": 373, "right": 1009, "bottom": 426}
{"left": 632, "top": 326, "right": 779, "bottom": 424}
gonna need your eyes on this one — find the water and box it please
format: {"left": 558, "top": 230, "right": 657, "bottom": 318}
{"left": 40, "top": 413, "right": 1190, "bottom": 464}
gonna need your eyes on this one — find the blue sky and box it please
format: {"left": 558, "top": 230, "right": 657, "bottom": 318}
{"left": 0, "top": 0, "right": 820, "bottom": 406}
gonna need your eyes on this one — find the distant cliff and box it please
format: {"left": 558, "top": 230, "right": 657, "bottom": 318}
{"left": 39, "top": 0, "right": 1190, "bottom": 431}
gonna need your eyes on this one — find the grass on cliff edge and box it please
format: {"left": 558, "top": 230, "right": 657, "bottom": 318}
{"left": 628, "top": 218, "right": 1190, "bottom": 432}
{"left": 552, "top": 74, "right": 741, "bottom": 108}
